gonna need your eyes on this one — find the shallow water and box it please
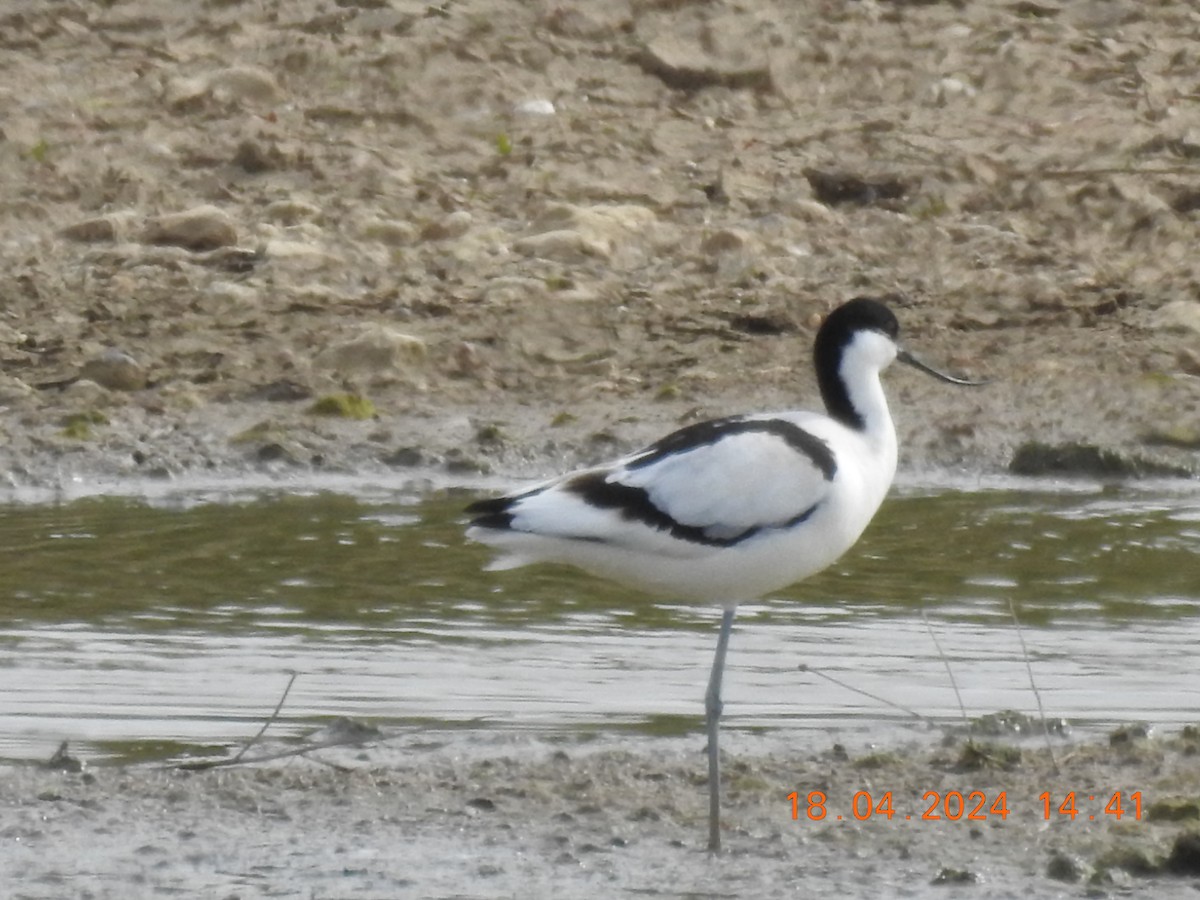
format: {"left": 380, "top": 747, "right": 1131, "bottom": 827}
{"left": 1, "top": 477, "right": 1198, "bottom": 764}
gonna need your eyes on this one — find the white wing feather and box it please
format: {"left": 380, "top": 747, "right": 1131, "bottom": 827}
{"left": 618, "top": 425, "right": 831, "bottom": 536}
{"left": 491, "top": 417, "right": 834, "bottom": 554}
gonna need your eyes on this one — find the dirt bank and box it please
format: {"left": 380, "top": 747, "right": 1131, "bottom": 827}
{"left": 0, "top": 0, "right": 1198, "bottom": 490}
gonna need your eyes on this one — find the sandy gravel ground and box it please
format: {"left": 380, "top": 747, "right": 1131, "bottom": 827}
{"left": 0, "top": 0, "right": 1198, "bottom": 489}
{"left": 2, "top": 0, "right": 1200, "bottom": 896}
{"left": 6, "top": 727, "right": 1200, "bottom": 899}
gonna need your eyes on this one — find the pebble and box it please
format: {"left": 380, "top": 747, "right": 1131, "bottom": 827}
{"left": 512, "top": 229, "right": 608, "bottom": 262}
{"left": 314, "top": 325, "right": 428, "bottom": 383}
{"left": 1166, "top": 832, "right": 1200, "bottom": 876}
{"left": 1178, "top": 347, "right": 1200, "bottom": 376}
{"left": 514, "top": 98, "right": 556, "bottom": 116}
{"left": 543, "top": 6, "right": 616, "bottom": 39}
{"left": 233, "top": 139, "right": 284, "bottom": 174}
{"left": 263, "top": 200, "right": 321, "bottom": 225}
{"left": 699, "top": 229, "right": 752, "bottom": 256}
{"left": 206, "top": 65, "right": 282, "bottom": 105}
{"left": 0, "top": 374, "right": 36, "bottom": 404}
{"left": 62, "top": 379, "right": 114, "bottom": 406}
{"left": 361, "top": 218, "right": 418, "bottom": 246}
{"left": 78, "top": 350, "right": 146, "bottom": 392}
{"left": 419, "top": 211, "right": 473, "bottom": 242}
{"left": 514, "top": 203, "right": 656, "bottom": 261}
{"left": 142, "top": 205, "right": 238, "bottom": 252}
{"left": 930, "top": 76, "right": 977, "bottom": 105}
{"left": 205, "top": 281, "right": 259, "bottom": 310}
{"left": 637, "top": 34, "right": 772, "bottom": 91}
{"left": 1045, "top": 851, "right": 1087, "bottom": 883}
{"left": 0, "top": 323, "right": 24, "bottom": 345}
{"left": 1150, "top": 299, "right": 1200, "bottom": 334}
{"left": 781, "top": 197, "right": 839, "bottom": 224}
{"left": 59, "top": 212, "right": 137, "bottom": 244}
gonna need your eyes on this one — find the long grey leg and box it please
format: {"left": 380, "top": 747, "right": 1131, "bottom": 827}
{"left": 705, "top": 607, "right": 736, "bottom": 854}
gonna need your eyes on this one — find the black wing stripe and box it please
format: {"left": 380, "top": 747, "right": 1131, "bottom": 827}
{"left": 626, "top": 418, "right": 837, "bottom": 481}
{"left": 564, "top": 471, "right": 819, "bottom": 548}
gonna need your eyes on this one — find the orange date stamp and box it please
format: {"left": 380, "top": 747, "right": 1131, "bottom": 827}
{"left": 788, "top": 790, "right": 1143, "bottom": 823}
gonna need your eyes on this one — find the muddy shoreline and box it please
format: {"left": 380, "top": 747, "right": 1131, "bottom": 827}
{"left": 6, "top": 725, "right": 1200, "bottom": 899}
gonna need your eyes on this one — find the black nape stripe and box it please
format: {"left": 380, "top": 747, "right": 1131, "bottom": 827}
{"left": 628, "top": 418, "right": 837, "bottom": 481}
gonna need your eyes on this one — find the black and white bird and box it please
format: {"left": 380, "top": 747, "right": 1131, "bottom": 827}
{"left": 465, "top": 297, "right": 984, "bottom": 853}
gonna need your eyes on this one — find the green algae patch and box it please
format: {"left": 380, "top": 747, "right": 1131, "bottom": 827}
{"left": 307, "top": 393, "right": 376, "bottom": 420}
{"left": 60, "top": 410, "right": 110, "bottom": 440}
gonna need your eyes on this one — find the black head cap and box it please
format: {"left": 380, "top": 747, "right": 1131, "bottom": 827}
{"left": 816, "top": 297, "right": 900, "bottom": 347}
{"left": 813, "top": 297, "right": 901, "bottom": 430}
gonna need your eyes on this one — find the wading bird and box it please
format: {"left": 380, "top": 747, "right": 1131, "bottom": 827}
{"left": 466, "top": 297, "right": 984, "bottom": 853}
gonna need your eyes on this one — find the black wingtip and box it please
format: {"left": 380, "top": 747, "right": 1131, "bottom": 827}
{"left": 465, "top": 496, "right": 510, "bottom": 515}
{"left": 465, "top": 495, "right": 516, "bottom": 530}
{"left": 469, "top": 512, "right": 516, "bottom": 531}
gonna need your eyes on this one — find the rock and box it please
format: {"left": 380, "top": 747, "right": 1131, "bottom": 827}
{"left": 1008, "top": 441, "right": 1193, "bottom": 479}
{"left": 59, "top": 211, "right": 137, "bottom": 243}
{"left": 699, "top": 229, "right": 752, "bottom": 256}
{"left": 263, "top": 200, "right": 321, "bottom": 225}
{"left": 930, "top": 867, "right": 977, "bottom": 885}
{"left": 781, "top": 196, "right": 839, "bottom": 224}
{"left": 1165, "top": 832, "right": 1200, "bottom": 875}
{"left": 1142, "top": 423, "right": 1200, "bottom": 451}
{"left": 543, "top": 6, "right": 619, "bottom": 39}
{"left": 205, "top": 280, "right": 259, "bottom": 311}
{"left": 805, "top": 168, "right": 908, "bottom": 208}
{"left": 514, "top": 98, "right": 555, "bottom": 116}
{"left": 1150, "top": 299, "right": 1200, "bottom": 334}
{"left": 255, "top": 441, "right": 300, "bottom": 464}
{"left": 1146, "top": 798, "right": 1200, "bottom": 823}
{"left": 381, "top": 446, "right": 424, "bottom": 467}
{"left": 233, "top": 138, "right": 285, "bottom": 173}
{"left": 1109, "top": 723, "right": 1152, "bottom": 746}
{"left": 78, "top": 349, "right": 146, "bottom": 392}
{"left": 637, "top": 33, "right": 772, "bottom": 92}
{"left": 164, "top": 66, "right": 282, "bottom": 113}
{"left": 163, "top": 74, "right": 211, "bottom": 111}
{"left": 1177, "top": 348, "right": 1200, "bottom": 376}
{"left": 243, "top": 380, "right": 313, "bottom": 403}
{"left": 62, "top": 379, "right": 115, "bottom": 407}
{"left": 0, "top": 323, "right": 26, "bottom": 345}
{"left": 1046, "top": 852, "right": 1087, "bottom": 883}
{"left": 142, "top": 205, "right": 238, "bottom": 252}
{"left": 42, "top": 741, "right": 82, "bottom": 772}
{"left": 0, "top": 375, "right": 35, "bottom": 405}
{"left": 514, "top": 203, "right": 656, "bottom": 262}
{"left": 206, "top": 65, "right": 282, "bottom": 105}
{"left": 929, "top": 76, "right": 977, "bottom": 105}
{"left": 1096, "top": 846, "right": 1158, "bottom": 877}
{"left": 419, "top": 211, "right": 473, "bottom": 242}
{"left": 314, "top": 325, "right": 428, "bottom": 383}
{"left": 512, "top": 229, "right": 608, "bottom": 261}
{"left": 362, "top": 218, "right": 418, "bottom": 246}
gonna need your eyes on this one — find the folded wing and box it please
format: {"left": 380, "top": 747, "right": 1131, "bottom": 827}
{"left": 467, "top": 417, "right": 837, "bottom": 557}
